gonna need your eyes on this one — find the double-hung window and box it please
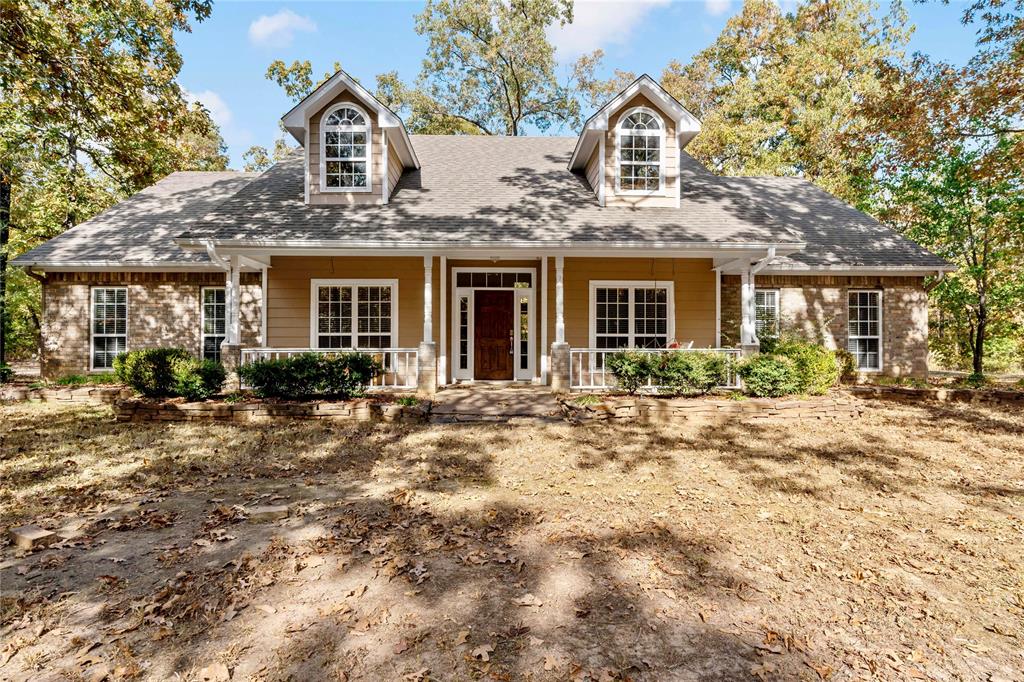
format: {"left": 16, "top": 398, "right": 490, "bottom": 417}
{"left": 755, "top": 289, "right": 780, "bottom": 338}
{"left": 202, "top": 287, "right": 226, "bottom": 362}
{"left": 91, "top": 287, "right": 127, "bottom": 370}
{"left": 313, "top": 280, "right": 396, "bottom": 350}
{"left": 321, "top": 104, "right": 370, "bottom": 191}
{"left": 617, "top": 108, "right": 663, "bottom": 193}
{"left": 848, "top": 290, "right": 882, "bottom": 371}
{"left": 592, "top": 283, "right": 672, "bottom": 349}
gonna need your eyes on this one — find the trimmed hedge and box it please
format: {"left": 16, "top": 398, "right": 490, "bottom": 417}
{"left": 113, "top": 348, "right": 225, "bottom": 400}
{"left": 738, "top": 354, "right": 800, "bottom": 397}
{"left": 605, "top": 349, "right": 731, "bottom": 396}
{"left": 237, "top": 352, "right": 381, "bottom": 400}
{"left": 773, "top": 340, "right": 841, "bottom": 395}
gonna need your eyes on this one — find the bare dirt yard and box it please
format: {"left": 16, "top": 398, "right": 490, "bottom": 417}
{"left": 1, "top": 398, "right": 1022, "bottom": 681}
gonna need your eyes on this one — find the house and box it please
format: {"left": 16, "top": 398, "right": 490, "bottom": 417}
{"left": 13, "top": 71, "right": 952, "bottom": 392}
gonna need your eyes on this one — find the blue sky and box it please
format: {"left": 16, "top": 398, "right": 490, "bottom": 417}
{"left": 176, "top": 1, "right": 983, "bottom": 168}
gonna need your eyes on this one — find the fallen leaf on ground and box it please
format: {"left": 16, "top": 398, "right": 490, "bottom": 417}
{"left": 471, "top": 643, "right": 495, "bottom": 661}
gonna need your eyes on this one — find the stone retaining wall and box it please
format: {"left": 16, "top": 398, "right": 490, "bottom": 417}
{"left": 1, "top": 385, "right": 133, "bottom": 404}
{"left": 564, "top": 395, "right": 862, "bottom": 423}
{"left": 849, "top": 385, "right": 1024, "bottom": 406}
{"left": 113, "top": 398, "right": 428, "bottom": 423}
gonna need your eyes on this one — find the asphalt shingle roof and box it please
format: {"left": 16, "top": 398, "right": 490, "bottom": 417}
{"left": 12, "top": 171, "right": 257, "bottom": 267}
{"left": 16, "top": 136, "right": 948, "bottom": 270}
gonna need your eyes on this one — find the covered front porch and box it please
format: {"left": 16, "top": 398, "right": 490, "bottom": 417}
{"left": 213, "top": 248, "right": 778, "bottom": 394}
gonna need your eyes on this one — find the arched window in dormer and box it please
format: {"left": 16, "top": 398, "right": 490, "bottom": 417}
{"left": 321, "top": 104, "right": 370, "bottom": 191}
{"left": 617, "top": 108, "right": 663, "bottom": 193}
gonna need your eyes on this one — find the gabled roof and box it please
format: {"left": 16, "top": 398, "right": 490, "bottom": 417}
{"left": 568, "top": 74, "right": 702, "bottom": 171}
{"left": 280, "top": 68, "right": 420, "bottom": 169}
{"left": 11, "top": 171, "right": 256, "bottom": 269}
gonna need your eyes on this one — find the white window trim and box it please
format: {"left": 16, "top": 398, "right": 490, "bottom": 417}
{"left": 847, "top": 289, "right": 883, "bottom": 373}
{"left": 614, "top": 106, "right": 667, "bottom": 197}
{"left": 318, "top": 102, "right": 373, "bottom": 194}
{"left": 89, "top": 286, "right": 128, "bottom": 372}
{"left": 201, "top": 286, "right": 226, "bottom": 361}
{"left": 588, "top": 280, "right": 676, "bottom": 348}
{"left": 755, "top": 288, "right": 780, "bottom": 338}
{"left": 450, "top": 267, "right": 536, "bottom": 383}
{"left": 309, "top": 279, "right": 399, "bottom": 349}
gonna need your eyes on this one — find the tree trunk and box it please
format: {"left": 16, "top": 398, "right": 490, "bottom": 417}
{"left": 0, "top": 164, "right": 11, "bottom": 366}
{"left": 972, "top": 301, "right": 986, "bottom": 376}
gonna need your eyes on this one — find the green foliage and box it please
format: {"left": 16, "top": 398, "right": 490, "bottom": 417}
{"left": 2, "top": 0, "right": 226, "bottom": 361}
{"left": 773, "top": 340, "right": 841, "bottom": 395}
{"left": 396, "top": 395, "right": 421, "bottom": 407}
{"left": 605, "top": 350, "right": 655, "bottom": 395}
{"left": 237, "top": 352, "right": 382, "bottom": 400}
{"left": 834, "top": 348, "right": 858, "bottom": 383}
{"left": 738, "top": 355, "right": 800, "bottom": 398}
{"left": 114, "top": 348, "right": 224, "bottom": 400}
{"left": 572, "top": 393, "right": 602, "bottom": 406}
{"left": 651, "top": 352, "right": 729, "bottom": 396}
{"left": 955, "top": 373, "right": 990, "bottom": 389}
{"left": 606, "top": 350, "right": 731, "bottom": 396}
{"left": 0, "top": 363, "right": 13, "bottom": 383}
{"left": 171, "top": 357, "right": 227, "bottom": 401}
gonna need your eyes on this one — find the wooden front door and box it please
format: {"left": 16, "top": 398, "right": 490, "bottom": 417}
{"left": 474, "top": 291, "right": 514, "bottom": 380}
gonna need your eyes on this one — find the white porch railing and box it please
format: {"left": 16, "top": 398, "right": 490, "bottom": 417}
{"left": 239, "top": 348, "right": 418, "bottom": 390}
{"left": 569, "top": 347, "right": 742, "bottom": 392}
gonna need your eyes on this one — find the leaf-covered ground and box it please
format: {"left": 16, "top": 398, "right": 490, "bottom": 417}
{"left": 1, "top": 399, "right": 1021, "bottom": 681}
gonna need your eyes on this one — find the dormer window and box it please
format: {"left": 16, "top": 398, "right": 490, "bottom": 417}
{"left": 616, "top": 108, "right": 663, "bottom": 194}
{"left": 321, "top": 104, "right": 371, "bottom": 191}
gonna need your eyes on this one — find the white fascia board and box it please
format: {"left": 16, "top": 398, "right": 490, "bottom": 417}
{"left": 14, "top": 262, "right": 229, "bottom": 272}
{"left": 759, "top": 265, "right": 957, "bottom": 276}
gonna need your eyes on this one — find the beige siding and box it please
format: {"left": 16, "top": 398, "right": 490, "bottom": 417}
{"left": 266, "top": 256, "right": 429, "bottom": 348}
{"left": 308, "top": 89, "right": 384, "bottom": 206}
{"left": 584, "top": 144, "right": 601, "bottom": 197}
{"left": 603, "top": 92, "right": 679, "bottom": 208}
{"left": 720, "top": 275, "right": 930, "bottom": 378}
{"left": 387, "top": 133, "right": 404, "bottom": 197}
{"left": 546, "top": 258, "right": 717, "bottom": 350}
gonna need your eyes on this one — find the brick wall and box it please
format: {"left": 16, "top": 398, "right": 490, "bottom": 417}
{"left": 720, "top": 275, "right": 929, "bottom": 377}
{"left": 40, "top": 272, "right": 262, "bottom": 378}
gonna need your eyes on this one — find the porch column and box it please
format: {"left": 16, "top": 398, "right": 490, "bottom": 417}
{"left": 550, "top": 256, "right": 570, "bottom": 392}
{"left": 739, "top": 266, "right": 759, "bottom": 356}
{"left": 417, "top": 255, "right": 437, "bottom": 395}
{"left": 220, "top": 255, "right": 243, "bottom": 389}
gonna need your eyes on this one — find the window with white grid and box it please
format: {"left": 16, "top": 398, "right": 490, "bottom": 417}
{"left": 321, "top": 104, "right": 370, "bottom": 191}
{"left": 593, "top": 284, "right": 671, "bottom": 349}
{"left": 617, "top": 109, "right": 662, "bottom": 193}
{"left": 91, "top": 287, "right": 127, "bottom": 370}
{"left": 314, "top": 281, "right": 395, "bottom": 350}
{"left": 755, "top": 290, "right": 779, "bottom": 338}
{"left": 202, "top": 287, "right": 226, "bottom": 362}
{"left": 847, "top": 290, "right": 882, "bottom": 371}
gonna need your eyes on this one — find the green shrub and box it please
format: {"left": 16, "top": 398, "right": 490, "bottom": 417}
{"left": 171, "top": 357, "right": 227, "bottom": 401}
{"left": 0, "top": 364, "right": 13, "bottom": 383}
{"left": 114, "top": 348, "right": 192, "bottom": 398}
{"left": 237, "top": 352, "right": 381, "bottom": 400}
{"left": 651, "top": 351, "right": 729, "bottom": 396}
{"left": 738, "top": 354, "right": 800, "bottom": 397}
{"left": 605, "top": 350, "right": 655, "bottom": 394}
{"left": 834, "top": 348, "right": 857, "bottom": 383}
{"left": 773, "top": 340, "right": 841, "bottom": 395}
{"left": 396, "top": 395, "right": 420, "bottom": 406}
{"left": 114, "top": 348, "right": 224, "bottom": 399}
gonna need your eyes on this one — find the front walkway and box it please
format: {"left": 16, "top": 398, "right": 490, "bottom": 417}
{"left": 430, "top": 384, "right": 563, "bottom": 423}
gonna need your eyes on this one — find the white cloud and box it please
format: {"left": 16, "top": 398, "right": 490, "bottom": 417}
{"left": 187, "top": 89, "right": 232, "bottom": 128}
{"left": 248, "top": 9, "right": 317, "bottom": 48}
{"left": 548, "top": 0, "right": 671, "bottom": 59}
{"left": 705, "top": 0, "right": 731, "bottom": 16}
